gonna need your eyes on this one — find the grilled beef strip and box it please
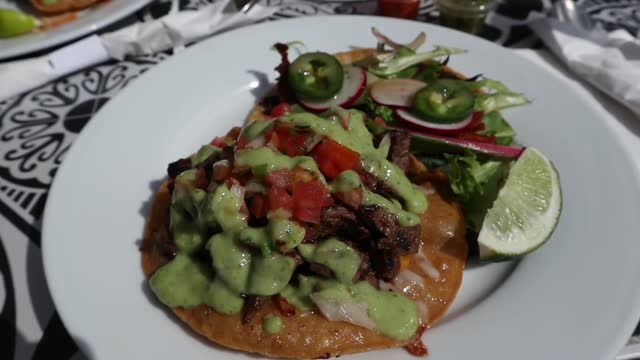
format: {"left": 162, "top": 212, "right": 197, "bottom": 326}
{"left": 242, "top": 295, "right": 268, "bottom": 325}
{"left": 389, "top": 131, "right": 411, "bottom": 174}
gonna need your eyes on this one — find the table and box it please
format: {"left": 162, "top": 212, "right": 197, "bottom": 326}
{"left": 1, "top": 0, "right": 639, "bottom": 359}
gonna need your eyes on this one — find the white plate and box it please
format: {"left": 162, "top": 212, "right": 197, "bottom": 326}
{"left": 42, "top": 16, "right": 640, "bottom": 360}
{"left": 0, "top": 0, "right": 151, "bottom": 60}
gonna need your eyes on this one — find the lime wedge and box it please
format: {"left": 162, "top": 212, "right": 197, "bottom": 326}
{"left": 478, "top": 147, "right": 562, "bottom": 261}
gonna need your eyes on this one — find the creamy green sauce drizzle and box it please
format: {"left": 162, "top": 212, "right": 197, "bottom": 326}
{"left": 150, "top": 108, "right": 422, "bottom": 340}
{"left": 262, "top": 314, "right": 283, "bottom": 334}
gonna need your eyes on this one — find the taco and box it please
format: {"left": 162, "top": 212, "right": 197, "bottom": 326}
{"left": 141, "top": 31, "right": 470, "bottom": 359}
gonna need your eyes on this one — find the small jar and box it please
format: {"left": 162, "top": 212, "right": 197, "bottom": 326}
{"left": 435, "top": 0, "right": 496, "bottom": 34}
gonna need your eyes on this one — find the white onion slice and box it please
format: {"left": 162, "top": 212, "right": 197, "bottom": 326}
{"left": 395, "top": 109, "right": 474, "bottom": 135}
{"left": 245, "top": 135, "right": 265, "bottom": 149}
{"left": 415, "top": 301, "right": 430, "bottom": 323}
{"left": 393, "top": 270, "right": 425, "bottom": 293}
{"left": 415, "top": 253, "right": 441, "bottom": 281}
{"left": 310, "top": 293, "right": 376, "bottom": 330}
{"left": 370, "top": 79, "right": 427, "bottom": 108}
{"left": 299, "top": 66, "right": 367, "bottom": 112}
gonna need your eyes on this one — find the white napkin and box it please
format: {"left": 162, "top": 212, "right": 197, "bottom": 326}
{"left": 0, "top": 0, "right": 275, "bottom": 101}
{"left": 529, "top": 18, "right": 640, "bottom": 117}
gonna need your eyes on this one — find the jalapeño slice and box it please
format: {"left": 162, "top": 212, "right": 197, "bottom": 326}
{"left": 288, "top": 52, "right": 344, "bottom": 100}
{"left": 410, "top": 79, "right": 475, "bottom": 124}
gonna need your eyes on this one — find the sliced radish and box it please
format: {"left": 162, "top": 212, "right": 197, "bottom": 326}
{"left": 370, "top": 79, "right": 426, "bottom": 109}
{"left": 395, "top": 109, "right": 474, "bottom": 135}
{"left": 388, "top": 126, "right": 524, "bottom": 159}
{"left": 299, "top": 66, "right": 367, "bottom": 112}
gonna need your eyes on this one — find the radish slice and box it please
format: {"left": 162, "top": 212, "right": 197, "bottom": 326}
{"left": 299, "top": 66, "right": 367, "bottom": 112}
{"left": 396, "top": 109, "right": 473, "bottom": 135}
{"left": 388, "top": 125, "right": 524, "bottom": 159}
{"left": 370, "top": 79, "right": 427, "bottom": 108}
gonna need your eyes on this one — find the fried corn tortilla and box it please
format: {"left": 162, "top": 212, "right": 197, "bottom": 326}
{"left": 141, "top": 49, "right": 468, "bottom": 358}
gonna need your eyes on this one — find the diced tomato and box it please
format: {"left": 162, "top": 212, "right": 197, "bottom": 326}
{"left": 292, "top": 180, "right": 329, "bottom": 224}
{"left": 290, "top": 166, "right": 313, "bottom": 185}
{"left": 209, "top": 136, "right": 226, "bottom": 148}
{"left": 265, "top": 169, "right": 291, "bottom": 188}
{"left": 335, "top": 188, "right": 363, "bottom": 208}
{"left": 312, "top": 138, "right": 360, "bottom": 179}
{"left": 250, "top": 195, "right": 266, "bottom": 219}
{"left": 456, "top": 132, "right": 496, "bottom": 144}
{"left": 236, "top": 135, "right": 248, "bottom": 149}
{"left": 193, "top": 168, "right": 209, "bottom": 190}
{"left": 270, "top": 102, "right": 292, "bottom": 118}
{"left": 274, "top": 126, "right": 308, "bottom": 157}
{"left": 267, "top": 187, "right": 294, "bottom": 213}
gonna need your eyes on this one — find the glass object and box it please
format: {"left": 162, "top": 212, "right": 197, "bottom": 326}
{"left": 435, "top": 0, "right": 496, "bottom": 34}
{"left": 377, "top": 0, "right": 420, "bottom": 20}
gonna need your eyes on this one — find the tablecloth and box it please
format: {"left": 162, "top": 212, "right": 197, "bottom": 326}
{"left": 1, "top": 0, "right": 639, "bottom": 359}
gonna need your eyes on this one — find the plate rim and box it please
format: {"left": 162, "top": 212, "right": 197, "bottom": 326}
{"left": 0, "top": 0, "right": 153, "bottom": 60}
{"left": 41, "top": 15, "right": 640, "bottom": 359}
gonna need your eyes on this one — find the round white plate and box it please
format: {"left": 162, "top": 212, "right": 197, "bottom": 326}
{"left": 42, "top": 16, "right": 640, "bottom": 360}
{"left": 0, "top": 0, "right": 151, "bottom": 60}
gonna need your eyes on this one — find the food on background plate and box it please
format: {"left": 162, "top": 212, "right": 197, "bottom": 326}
{"left": 0, "top": 0, "right": 103, "bottom": 38}
{"left": 140, "top": 28, "right": 562, "bottom": 358}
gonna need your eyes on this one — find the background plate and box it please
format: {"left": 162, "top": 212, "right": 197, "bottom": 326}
{"left": 0, "top": 0, "right": 151, "bottom": 60}
{"left": 42, "top": 16, "right": 640, "bottom": 360}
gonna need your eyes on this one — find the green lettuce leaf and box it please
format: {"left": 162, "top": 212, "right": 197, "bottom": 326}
{"left": 368, "top": 46, "right": 466, "bottom": 77}
{"left": 443, "top": 152, "right": 510, "bottom": 232}
{"left": 364, "top": 98, "right": 395, "bottom": 123}
{"left": 478, "top": 111, "right": 515, "bottom": 146}
{"left": 467, "top": 77, "right": 530, "bottom": 113}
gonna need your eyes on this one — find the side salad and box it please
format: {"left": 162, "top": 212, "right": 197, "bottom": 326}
{"left": 264, "top": 28, "right": 561, "bottom": 260}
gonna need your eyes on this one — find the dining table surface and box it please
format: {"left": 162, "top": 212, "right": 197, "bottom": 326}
{"left": 1, "top": 0, "right": 639, "bottom": 359}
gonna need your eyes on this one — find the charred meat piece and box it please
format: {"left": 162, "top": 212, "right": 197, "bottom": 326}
{"left": 357, "top": 206, "right": 421, "bottom": 256}
{"left": 370, "top": 250, "right": 400, "bottom": 282}
{"left": 242, "top": 295, "right": 267, "bottom": 325}
{"left": 167, "top": 158, "right": 192, "bottom": 179}
{"left": 275, "top": 295, "right": 296, "bottom": 317}
{"left": 309, "top": 263, "right": 334, "bottom": 279}
{"left": 304, "top": 205, "right": 371, "bottom": 243}
{"left": 389, "top": 131, "right": 411, "bottom": 174}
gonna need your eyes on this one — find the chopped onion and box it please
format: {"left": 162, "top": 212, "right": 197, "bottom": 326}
{"left": 415, "top": 253, "right": 441, "bottom": 281}
{"left": 245, "top": 135, "right": 266, "bottom": 149}
{"left": 377, "top": 133, "right": 391, "bottom": 157}
{"left": 244, "top": 179, "right": 266, "bottom": 195}
{"left": 230, "top": 184, "right": 246, "bottom": 200}
{"left": 379, "top": 280, "right": 399, "bottom": 292}
{"left": 415, "top": 301, "right": 430, "bottom": 323}
{"left": 394, "top": 270, "right": 425, "bottom": 293}
{"left": 419, "top": 186, "right": 435, "bottom": 196}
{"left": 310, "top": 293, "right": 376, "bottom": 330}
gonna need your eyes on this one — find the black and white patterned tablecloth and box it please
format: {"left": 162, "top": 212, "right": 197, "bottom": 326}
{"left": 1, "top": 0, "right": 639, "bottom": 359}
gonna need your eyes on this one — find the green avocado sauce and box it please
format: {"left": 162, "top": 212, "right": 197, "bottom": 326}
{"left": 150, "top": 109, "right": 421, "bottom": 340}
{"left": 262, "top": 314, "right": 283, "bottom": 334}
{"left": 279, "top": 109, "right": 427, "bottom": 214}
{"left": 330, "top": 171, "right": 420, "bottom": 226}
{"left": 191, "top": 144, "right": 221, "bottom": 167}
{"left": 298, "top": 238, "right": 361, "bottom": 284}
{"left": 283, "top": 276, "right": 418, "bottom": 340}
{"left": 235, "top": 147, "right": 322, "bottom": 179}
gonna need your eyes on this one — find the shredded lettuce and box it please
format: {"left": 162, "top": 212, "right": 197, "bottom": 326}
{"left": 368, "top": 46, "right": 466, "bottom": 77}
{"left": 466, "top": 77, "right": 530, "bottom": 113}
{"left": 442, "top": 152, "right": 510, "bottom": 231}
{"left": 478, "top": 111, "right": 515, "bottom": 146}
{"left": 364, "top": 98, "right": 395, "bottom": 123}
